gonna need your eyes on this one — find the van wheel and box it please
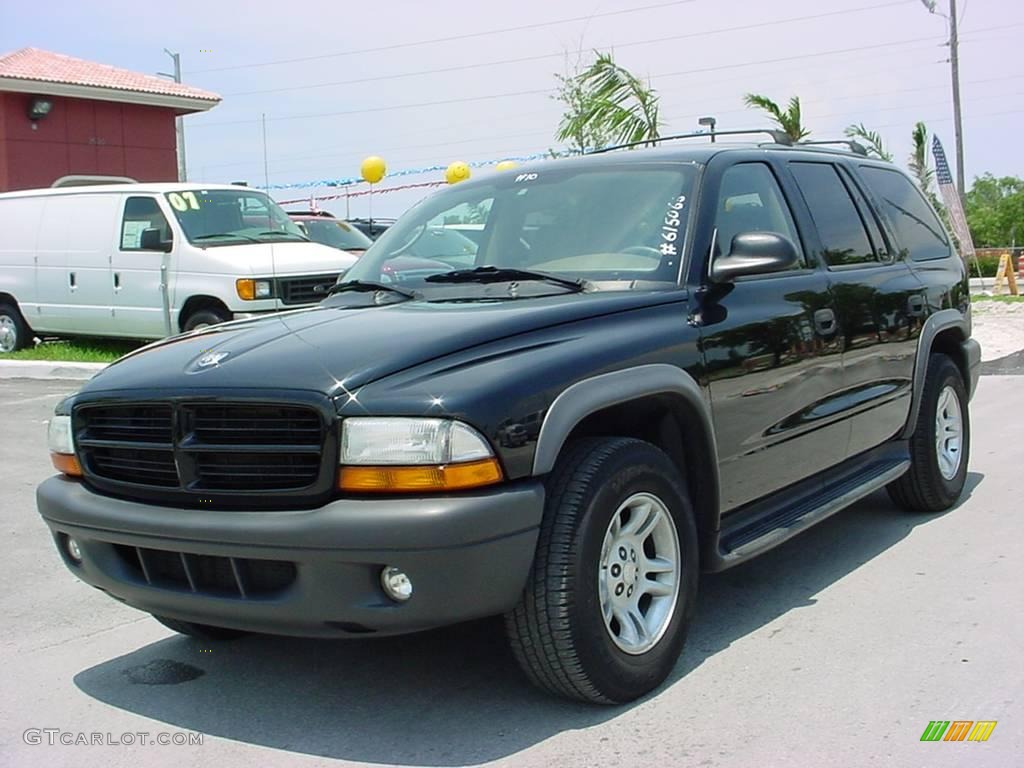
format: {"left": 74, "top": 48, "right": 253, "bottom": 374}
{"left": 183, "top": 307, "right": 230, "bottom": 332}
{"left": 505, "top": 437, "right": 698, "bottom": 703}
{"left": 888, "top": 353, "right": 970, "bottom": 512}
{"left": 0, "top": 302, "right": 31, "bottom": 353}
{"left": 153, "top": 615, "right": 247, "bottom": 641}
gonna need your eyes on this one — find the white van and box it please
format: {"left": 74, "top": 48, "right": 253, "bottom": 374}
{"left": 0, "top": 183, "right": 358, "bottom": 352}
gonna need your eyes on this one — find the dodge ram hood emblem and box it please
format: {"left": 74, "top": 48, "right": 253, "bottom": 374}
{"left": 195, "top": 351, "right": 230, "bottom": 368}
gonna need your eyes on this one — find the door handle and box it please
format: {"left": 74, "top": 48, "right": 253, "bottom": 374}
{"left": 68, "top": 272, "right": 76, "bottom": 291}
{"left": 907, "top": 295, "right": 925, "bottom": 316}
{"left": 113, "top": 272, "right": 121, "bottom": 290}
{"left": 813, "top": 308, "right": 837, "bottom": 336}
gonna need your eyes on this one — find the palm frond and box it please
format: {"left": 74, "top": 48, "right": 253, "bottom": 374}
{"left": 844, "top": 123, "right": 893, "bottom": 161}
{"left": 744, "top": 93, "right": 810, "bottom": 142}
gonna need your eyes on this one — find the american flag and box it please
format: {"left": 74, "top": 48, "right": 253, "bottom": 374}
{"left": 931, "top": 134, "right": 975, "bottom": 260}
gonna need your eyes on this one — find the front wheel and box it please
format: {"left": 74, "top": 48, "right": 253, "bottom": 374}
{"left": 505, "top": 437, "right": 699, "bottom": 703}
{"left": 182, "top": 307, "right": 231, "bottom": 333}
{"left": 888, "top": 353, "right": 970, "bottom": 512}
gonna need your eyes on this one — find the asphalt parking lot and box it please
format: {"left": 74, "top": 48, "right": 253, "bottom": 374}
{"left": 1, "top": 372, "right": 1021, "bottom": 768}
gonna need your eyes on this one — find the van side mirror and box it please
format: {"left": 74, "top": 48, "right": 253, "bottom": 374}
{"left": 709, "top": 231, "right": 800, "bottom": 282}
{"left": 140, "top": 228, "right": 172, "bottom": 253}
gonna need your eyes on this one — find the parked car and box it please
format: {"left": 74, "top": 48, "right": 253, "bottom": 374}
{"left": 38, "top": 137, "right": 979, "bottom": 704}
{"left": 0, "top": 184, "right": 357, "bottom": 350}
{"left": 348, "top": 217, "right": 396, "bottom": 240}
{"left": 287, "top": 211, "right": 375, "bottom": 254}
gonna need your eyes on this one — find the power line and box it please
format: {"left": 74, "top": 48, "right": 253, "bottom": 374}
{"left": 221, "top": 0, "right": 915, "bottom": 97}
{"left": 193, "top": 32, "right": 944, "bottom": 129}
{"left": 187, "top": 0, "right": 699, "bottom": 74}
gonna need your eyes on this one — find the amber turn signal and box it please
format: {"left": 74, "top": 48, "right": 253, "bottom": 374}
{"left": 236, "top": 278, "right": 256, "bottom": 300}
{"left": 50, "top": 452, "right": 83, "bottom": 477}
{"left": 338, "top": 458, "right": 503, "bottom": 493}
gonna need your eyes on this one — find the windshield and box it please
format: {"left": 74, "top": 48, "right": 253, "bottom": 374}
{"left": 300, "top": 219, "right": 375, "bottom": 251}
{"left": 343, "top": 162, "right": 698, "bottom": 292}
{"left": 164, "top": 189, "right": 307, "bottom": 246}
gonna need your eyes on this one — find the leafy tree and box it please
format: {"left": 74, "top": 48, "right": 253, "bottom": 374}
{"left": 556, "top": 52, "right": 661, "bottom": 150}
{"left": 964, "top": 174, "right": 1024, "bottom": 247}
{"left": 742, "top": 94, "right": 810, "bottom": 142}
{"left": 844, "top": 123, "right": 893, "bottom": 161}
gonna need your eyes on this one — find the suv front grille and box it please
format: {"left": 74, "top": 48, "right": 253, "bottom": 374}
{"left": 74, "top": 401, "right": 328, "bottom": 502}
{"left": 278, "top": 273, "right": 339, "bottom": 305}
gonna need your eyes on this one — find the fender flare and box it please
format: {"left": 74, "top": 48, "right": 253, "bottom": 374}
{"left": 531, "top": 363, "right": 719, "bottom": 487}
{"left": 901, "top": 308, "right": 969, "bottom": 440}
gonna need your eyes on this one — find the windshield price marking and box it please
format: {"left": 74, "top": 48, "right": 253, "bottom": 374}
{"left": 659, "top": 195, "right": 686, "bottom": 257}
{"left": 167, "top": 192, "right": 201, "bottom": 212}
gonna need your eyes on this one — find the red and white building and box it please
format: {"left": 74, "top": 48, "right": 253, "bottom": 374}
{"left": 0, "top": 48, "right": 220, "bottom": 192}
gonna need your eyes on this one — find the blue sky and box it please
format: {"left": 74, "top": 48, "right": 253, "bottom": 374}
{"left": 3, "top": 0, "right": 1022, "bottom": 217}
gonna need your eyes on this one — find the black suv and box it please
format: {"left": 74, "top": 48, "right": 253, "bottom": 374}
{"left": 38, "top": 137, "right": 980, "bottom": 704}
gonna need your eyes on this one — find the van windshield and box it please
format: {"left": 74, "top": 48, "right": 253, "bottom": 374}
{"left": 164, "top": 189, "right": 308, "bottom": 246}
{"left": 343, "top": 162, "right": 698, "bottom": 293}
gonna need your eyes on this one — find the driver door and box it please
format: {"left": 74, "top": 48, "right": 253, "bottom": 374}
{"left": 698, "top": 161, "right": 846, "bottom": 512}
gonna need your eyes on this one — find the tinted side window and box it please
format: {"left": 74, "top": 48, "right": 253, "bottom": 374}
{"left": 714, "top": 163, "right": 804, "bottom": 267}
{"left": 120, "top": 197, "right": 170, "bottom": 251}
{"left": 858, "top": 166, "right": 951, "bottom": 261}
{"left": 791, "top": 163, "right": 876, "bottom": 267}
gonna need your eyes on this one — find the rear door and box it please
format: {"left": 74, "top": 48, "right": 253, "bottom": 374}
{"left": 111, "top": 196, "right": 175, "bottom": 338}
{"left": 786, "top": 160, "right": 924, "bottom": 458}
{"left": 698, "top": 159, "right": 847, "bottom": 512}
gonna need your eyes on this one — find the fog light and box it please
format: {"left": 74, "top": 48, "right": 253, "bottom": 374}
{"left": 66, "top": 537, "right": 82, "bottom": 562}
{"left": 380, "top": 566, "right": 412, "bottom": 602}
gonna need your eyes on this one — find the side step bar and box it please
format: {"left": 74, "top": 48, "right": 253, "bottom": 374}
{"left": 708, "top": 444, "right": 910, "bottom": 571}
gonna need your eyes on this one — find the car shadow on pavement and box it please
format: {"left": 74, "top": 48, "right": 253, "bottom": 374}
{"left": 73, "top": 472, "right": 983, "bottom": 766}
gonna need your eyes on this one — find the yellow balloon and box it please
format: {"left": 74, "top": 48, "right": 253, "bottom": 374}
{"left": 360, "top": 156, "right": 386, "bottom": 184}
{"left": 495, "top": 160, "right": 518, "bottom": 171}
{"left": 445, "top": 161, "right": 472, "bottom": 185}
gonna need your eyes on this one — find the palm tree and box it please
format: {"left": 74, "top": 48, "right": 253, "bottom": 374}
{"left": 908, "top": 121, "right": 935, "bottom": 194}
{"left": 844, "top": 123, "right": 893, "bottom": 161}
{"left": 556, "top": 52, "right": 661, "bottom": 149}
{"left": 743, "top": 94, "right": 810, "bottom": 142}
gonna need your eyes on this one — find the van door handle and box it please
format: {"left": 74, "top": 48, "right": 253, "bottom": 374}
{"left": 68, "top": 272, "right": 76, "bottom": 291}
{"left": 813, "top": 308, "right": 837, "bottom": 336}
{"left": 113, "top": 272, "right": 121, "bottom": 290}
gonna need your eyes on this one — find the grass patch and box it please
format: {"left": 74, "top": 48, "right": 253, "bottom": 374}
{"left": 971, "top": 294, "right": 1024, "bottom": 303}
{"left": 3, "top": 338, "right": 146, "bottom": 363}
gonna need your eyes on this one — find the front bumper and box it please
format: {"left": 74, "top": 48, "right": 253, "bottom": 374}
{"left": 37, "top": 476, "right": 544, "bottom": 637}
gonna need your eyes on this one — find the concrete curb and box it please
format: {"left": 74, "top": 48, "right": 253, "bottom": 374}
{"left": 0, "top": 360, "right": 107, "bottom": 381}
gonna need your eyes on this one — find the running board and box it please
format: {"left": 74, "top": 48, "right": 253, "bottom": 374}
{"left": 710, "top": 445, "right": 910, "bottom": 570}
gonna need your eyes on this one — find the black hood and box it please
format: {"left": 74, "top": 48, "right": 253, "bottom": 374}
{"left": 81, "top": 291, "right": 685, "bottom": 398}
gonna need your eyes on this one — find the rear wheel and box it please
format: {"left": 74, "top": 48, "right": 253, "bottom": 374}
{"left": 888, "top": 353, "right": 970, "bottom": 512}
{"left": 505, "top": 437, "right": 699, "bottom": 703}
{"left": 182, "top": 307, "right": 231, "bottom": 332}
{"left": 153, "top": 615, "right": 247, "bottom": 641}
{"left": 0, "top": 302, "right": 31, "bottom": 353}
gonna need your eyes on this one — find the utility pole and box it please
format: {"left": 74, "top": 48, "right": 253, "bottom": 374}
{"left": 159, "top": 49, "right": 187, "bottom": 182}
{"left": 922, "top": 0, "right": 965, "bottom": 198}
{"left": 261, "top": 113, "right": 270, "bottom": 191}
{"left": 948, "top": 0, "right": 964, "bottom": 198}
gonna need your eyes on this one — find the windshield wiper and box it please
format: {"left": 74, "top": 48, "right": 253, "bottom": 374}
{"left": 193, "top": 232, "right": 262, "bottom": 244}
{"left": 326, "top": 280, "right": 416, "bottom": 299}
{"left": 254, "top": 230, "right": 310, "bottom": 241}
{"left": 425, "top": 266, "right": 586, "bottom": 292}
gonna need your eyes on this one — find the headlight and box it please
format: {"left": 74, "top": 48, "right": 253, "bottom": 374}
{"left": 339, "top": 418, "right": 502, "bottom": 492}
{"left": 236, "top": 278, "right": 273, "bottom": 300}
{"left": 47, "top": 415, "right": 82, "bottom": 476}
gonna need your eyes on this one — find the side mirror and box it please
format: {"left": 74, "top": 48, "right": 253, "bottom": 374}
{"left": 140, "top": 228, "right": 172, "bottom": 253}
{"left": 709, "top": 231, "right": 800, "bottom": 282}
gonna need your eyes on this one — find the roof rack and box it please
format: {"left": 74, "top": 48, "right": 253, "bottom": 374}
{"left": 797, "top": 139, "right": 869, "bottom": 156}
{"left": 588, "top": 128, "right": 793, "bottom": 154}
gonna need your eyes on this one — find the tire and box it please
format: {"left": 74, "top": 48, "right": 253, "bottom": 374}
{"left": 182, "top": 307, "right": 231, "bottom": 332}
{"left": 887, "top": 353, "right": 970, "bottom": 512}
{"left": 0, "top": 301, "right": 31, "bottom": 353}
{"left": 152, "top": 615, "right": 247, "bottom": 641}
{"left": 505, "top": 437, "right": 699, "bottom": 703}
